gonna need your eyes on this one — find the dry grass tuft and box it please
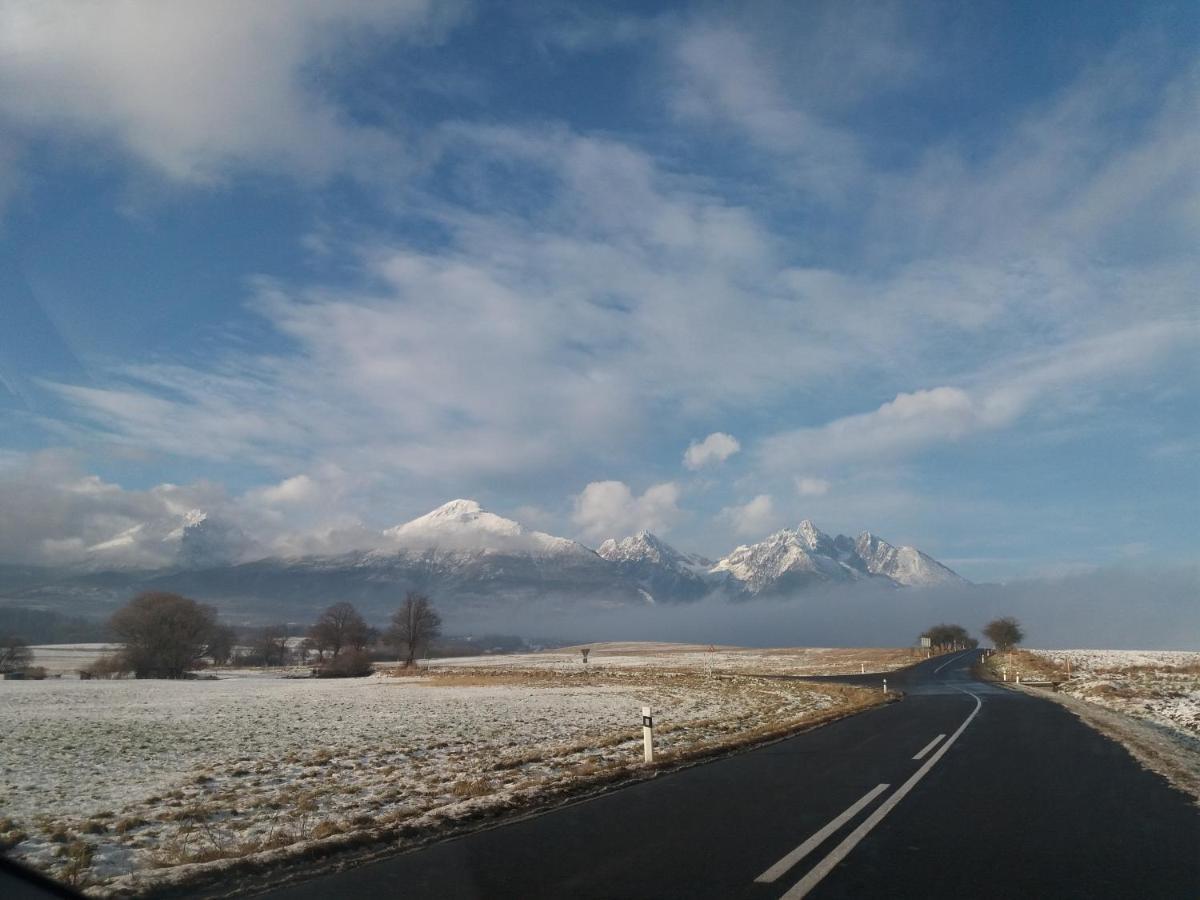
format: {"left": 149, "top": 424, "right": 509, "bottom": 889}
{"left": 451, "top": 778, "right": 494, "bottom": 799}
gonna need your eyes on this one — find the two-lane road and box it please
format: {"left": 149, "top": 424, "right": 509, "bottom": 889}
{"left": 254, "top": 651, "right": 1199, "bottom": 899}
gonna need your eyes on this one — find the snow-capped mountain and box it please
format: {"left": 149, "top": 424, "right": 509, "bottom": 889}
{"left": 0, "top": 503, "right": 967, "bottom": 621}
{"left": 597, "top": 531, "right": 714, "bottom": 603}
{"left": 383, "top": 499, "right": 586, "bottom": 556}
{"left": 712, "top": 520, "right": 860, "bottom": 593}
{"left": 175, "top": 510, "right": 252, "bottom": 569}
{"left": 853, "top": 532, "right": 964, "bottom": 587}
{"left": 712, "top": 520, "right": 966, "bottom": 594}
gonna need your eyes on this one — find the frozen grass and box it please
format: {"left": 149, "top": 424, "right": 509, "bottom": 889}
{"left": 26, "top": 644, "right": 123, "bottom": 677}
{"left": 987, "top": 648, "right": 1200, "bottom": 738}
{"left": 431, "top": 643, "right": 916, "bottom": 675}
{"left": 0, "top": 643, "right": 885, "bottom": 894}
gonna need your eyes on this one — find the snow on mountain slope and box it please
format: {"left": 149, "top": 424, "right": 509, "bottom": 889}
{"left": 854, "top": 532, "right": 966, "bottom": 587}
{"left": 597, "top": 531, "right": 714, "bottom": 602}
{"left": 383, "top": 500, "right": 587, "bottom": 556}
{"left": 712, "top": 521, "right": 964, "bottom": 594}
{"left": 597, "top": 531, "right": 712, "bottom": 572}
{"left": 711, "top": 522, "right": 862, "bottom": 593}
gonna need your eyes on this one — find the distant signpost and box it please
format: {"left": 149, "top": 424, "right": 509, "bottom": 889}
{"left": 920, "top": 636, "right": 932, "bottom": 649}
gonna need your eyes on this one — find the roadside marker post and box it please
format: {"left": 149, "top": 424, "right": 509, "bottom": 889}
{"left": 642, "top": 706, "right": 655, "bottom": 763}
{"left": 882, "top": 678, "right": 888, "bottom": 694}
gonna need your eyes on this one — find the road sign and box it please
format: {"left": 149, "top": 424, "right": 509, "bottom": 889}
{"left": 920, "top": 636, "right": 932, "bottom": 648}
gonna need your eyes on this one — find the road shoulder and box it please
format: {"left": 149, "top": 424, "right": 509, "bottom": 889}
{"left": 1013, "top": 683, "right": 1200, "bottom": 805}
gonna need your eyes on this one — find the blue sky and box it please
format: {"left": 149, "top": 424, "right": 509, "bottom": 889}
{"left": 0, "top": 0, "right": 1196, "bottom": 580}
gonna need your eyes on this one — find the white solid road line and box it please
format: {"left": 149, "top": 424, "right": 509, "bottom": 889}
{"left": 754, "top": 783, "right": 890, "bottom": 884}
{"left": 933, "top": 649, "right": 972, "bottom": 674}
{"left": 779, "top": 690, "right": 983, "bottom": 899}
{"left": 912, "top": 733, "right": 945, "bottom": 761}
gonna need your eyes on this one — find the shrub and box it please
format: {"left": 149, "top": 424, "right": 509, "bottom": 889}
{"left": 84, "top": 654, "right": 131, "bottom": 679}
{"left": 62, "top": 840, "right": 94, "bottom": 886}
{"left": 315, "top": 649, "right": 373, "bottom": 678}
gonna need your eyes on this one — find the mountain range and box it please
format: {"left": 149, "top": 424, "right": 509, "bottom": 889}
{"left": 0, "top": 500, "right": 966, "bottom": 622}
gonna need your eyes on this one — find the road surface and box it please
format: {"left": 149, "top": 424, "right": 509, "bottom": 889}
{"left": 254, "top": 650, "right": 1199, "bottom": 899}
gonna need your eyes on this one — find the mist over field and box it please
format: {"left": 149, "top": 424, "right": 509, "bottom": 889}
{"left": 458, "top": 567, "right": 1200, "bottom": 652}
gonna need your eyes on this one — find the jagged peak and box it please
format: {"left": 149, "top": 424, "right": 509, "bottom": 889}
{"left": 597, "top": 530, "right": 712, "bottom": 569}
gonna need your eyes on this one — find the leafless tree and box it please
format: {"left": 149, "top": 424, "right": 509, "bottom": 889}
{"left": 386, "top": 592, "right": 442, "bottom": 668}
{"left": 109, "top": 592, "right": 220, "bottom": 678}
{"left": 0, "top": 633, "right": 33, "bottom": 673}
{"left": 307, "top": 602, "right": 372, "bottom": 659}
{"left": 208, "top": 624, "right": 237, "bottom": 666}
{"left": 252, "top": 624, "right": 291, "bottom": 667}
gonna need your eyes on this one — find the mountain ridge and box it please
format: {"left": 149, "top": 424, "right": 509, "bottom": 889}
{"left": 0, "top": 500, "right": 967, "bottom": 620}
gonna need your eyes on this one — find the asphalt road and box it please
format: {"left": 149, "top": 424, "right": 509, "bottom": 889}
{"left": 254, "top": 650, "right": 1199, "bottom": 899}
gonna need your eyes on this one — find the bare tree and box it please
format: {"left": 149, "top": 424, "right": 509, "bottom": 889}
{"left": 208, "top": 624, "right": 237, "bottom": 666}
{"left": 307, "top": 602, "right": 371, "bottom": 659}
{"left": 386, "top": 592, "right": 442, "bottom": 668}
{"left": 251, "top": 625, "right": 291, "bottom": 667}
{"left": 983, "top": 617, "right": 1025, "bottom": 651}
{"left": 0, "top": 634, "right": 33, "bottom": 673}
{"left": 109, "top": 592, "right": 220, "bottom": 678}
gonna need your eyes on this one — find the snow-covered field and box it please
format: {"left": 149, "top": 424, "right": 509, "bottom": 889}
{"left": 0, "top": 644, "right": 882, "bottom": 894}
{"left": 26, "top": 644, "right": 122, "bottom": 676}
{"left": 993, "top": 649, "right": 1200, "bottom": 738}
{"left": 433, "top": 643, "right": 916, "bottom": 674}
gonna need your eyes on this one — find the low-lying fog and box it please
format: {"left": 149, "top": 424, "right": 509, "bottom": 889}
{"left": 460, "top": 566, "right": 1200, "bottom": 651}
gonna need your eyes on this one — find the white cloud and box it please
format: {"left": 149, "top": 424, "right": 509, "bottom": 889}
{"left": 667, "top": 25, "right": 860, "bottom": 196}
{"left": 12, "top": 19, "right": 1199, "bottom": 572}
{"left": 759, "top": 321, "right": 1196, "bottom": 472}
{"left": 0, "top": 451, "right": 223, "bottom": 567}
{"left": 571, "top": 480, "right": 681, "bottom": 542}
{"left": 0, "top": 0, "right": 468, "bottom": 183}
{"left": 721, "top": 494, "right": 776, "bottom": 538}
{"left": 683, "top": 432, "right": 741, "bottom": 470}
{"left": 248, "top": 474, "right": 319, "bottom": 506}
{"left": 0, "top": 452, "right": 398, "bottom": 567}
{"left": 794, "top": 477, "right": 830, "bottom": 497}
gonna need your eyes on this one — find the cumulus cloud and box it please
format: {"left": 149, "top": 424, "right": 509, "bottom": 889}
{"left": 0, "top": 453, "right": 395, "bottom": 568}
{"left": 4, "top": 9, "right": 1197, "bottom": 577}
{"left": 571, "top": 480, "right": 682, "bottom": 542}
{"left": 721, "top": 494, "right": 777, "bottom": 538}
{"left": 247, "top": 475, "right": 319, "bottom": 507}
{"left": 0, "top": 451, "right": 222, "bottom": 567}
{"left": 683, "top": 432, "right": 741, "bottom": 470}
{"left": 0, "top": 0, "right": 468, "bottom": 183}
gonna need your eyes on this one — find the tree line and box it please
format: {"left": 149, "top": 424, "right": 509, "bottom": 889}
{"left": 73, "top": 590, "right": 442, "bottom": 679}
{"left": 919, "top": 617, "right": 1024, "bottom": 652}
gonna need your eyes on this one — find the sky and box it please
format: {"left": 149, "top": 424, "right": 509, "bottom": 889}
{"left": 0, "top": 0, "right": 1196, "bottom": 581}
